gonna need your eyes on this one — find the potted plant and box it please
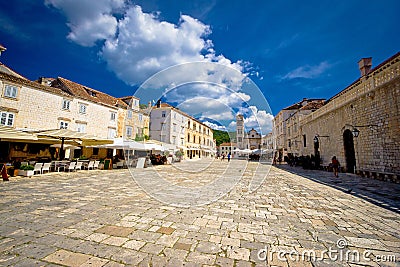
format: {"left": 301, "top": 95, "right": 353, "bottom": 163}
{"left": 175, "top": 150, "right": 183, "bottom": 162}
{"left": 13, "top": 161, "right": 21, "bottom": 176}
{"left": 98, "top": 159, "right": 105, "bottom": 170}
{"left": 18, "top": 165, "right": 34, "bottom": 177}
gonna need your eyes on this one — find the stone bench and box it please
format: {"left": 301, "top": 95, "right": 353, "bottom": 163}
{"left": 357, "top": 169, "right": 400, "bottom": 183}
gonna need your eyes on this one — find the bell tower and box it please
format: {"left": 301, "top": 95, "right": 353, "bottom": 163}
{"left": 236, "top": 114, "right": 245, "bottom": 149}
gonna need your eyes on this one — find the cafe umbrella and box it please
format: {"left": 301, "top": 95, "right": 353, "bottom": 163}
{"left": 33, "top": 129, "right": 113, "bottom": 160}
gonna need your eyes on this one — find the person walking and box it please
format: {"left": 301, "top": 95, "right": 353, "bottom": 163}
{"left": 221, "top": 153, "right": 225, "bottom": 161}
{"left": 227, "top": 152, "right": 231, "bottom": 162}
{"left": 331, "top": 156, "right": 340, "bottom": 177}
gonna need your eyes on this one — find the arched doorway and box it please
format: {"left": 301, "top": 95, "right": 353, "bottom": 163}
{"left": 343, "top": 129, "right": 356, "bottom": 173}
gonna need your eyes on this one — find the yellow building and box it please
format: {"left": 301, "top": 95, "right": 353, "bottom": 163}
{"left": 119, "top": 96, "right": 150, "bottom": 140}
{"left": 149, "top": 102, "right": 215, "bottom": 159}
{"left": 186, "top": 116, "right": 215, "bottom": 159}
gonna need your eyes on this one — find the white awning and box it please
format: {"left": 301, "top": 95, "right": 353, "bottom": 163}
{"left": 0, "top": 126, "right": 38, "bottom": 142}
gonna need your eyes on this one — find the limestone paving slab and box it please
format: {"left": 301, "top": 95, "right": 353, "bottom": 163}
{"left": 0, "top": 160, "right": 399, "bottom": 266}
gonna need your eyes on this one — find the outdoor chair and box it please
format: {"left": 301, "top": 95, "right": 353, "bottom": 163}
{"left": 93, "top": 160, "right": 100, "bottom": 169}
{"left": 42, "top": 163, "right": 51, "bottom": 174}
{"left": 75, "top": 162, "right": 83, "bottom": 171}
{"left": 87, "top": 161, "right": 94, "bottom": 170}
{"left": 66, "top": 162, "right": 76, "bottom": 172}
{"left": 33, "top": 163, "right": 43, "bottom": 175}
{"left": 116, "top": 160, "right": 124, "bottom": 169}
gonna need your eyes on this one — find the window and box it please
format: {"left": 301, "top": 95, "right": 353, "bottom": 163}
{"left": 59, "top": 121, "right": 69, "bottom": 129}
{"left": 92, "top": 147, "right": 99, "bottom": 155}
{"left": 288, "top": 140, "right": 291, "bottom": 148}
{"left": 79, "top": 104, "right": 87, "bottom": 114}
{"left": 174, "top": 112, "right": 177, "bottom": 119}
{"left": 162, "top": 111, "right": 166, "bottom": 118}
{"left": 110, "top": 112, "right": 116, "bottom": 121}
{"left": 303, "top": 134, "right": 307, "bottom": 147}
{"left": 86, "top": 89, "right": 97, "bottom": 97}
{"left": 161, "top": 123, "right": 166, "bottom": 131}
{"left": 188, "top": 134, "right": 190, "bottom": 142}
{"left": 139, "top": 114, "right": 143, "bottom": 121}
{"left": 62, "top": 99, "right": 70, "bottom": 110}
{"left": 0, "top": 112, "right": 14, "bottom": 126}
{"left": 108, "top": 128, "right": 116, "bottom": 139}
{"left": 127, "top": 110, "right": 132, "bottom": 119}
{"left": 4, "top": 85, "right": 18, "bottom": 98}
{"left": 76, "top": 123, "right": 86, "bottom": 133}
{"left": 173, "top": 123, "right": 176, "bottom": 132}
{"left": 126, "top": 126, "right": 133, "bottom": 137}
{"left": 172, "top": 136, "right": 176, "bottom": 145}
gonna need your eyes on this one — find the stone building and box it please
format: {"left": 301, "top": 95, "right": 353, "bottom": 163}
{"left": 0, "top": 54, "right": 149, "bottom": 160}
{"left": 218, "top": 142, "right": 237, "bottom": 156}
{"left": 119, "top": 96, "right": 150, "bottom": 140}
{"left": 236, "top": 114, "right": 246, "bottom": 149}
{"left": 273, "top": 98, "right": 324, "bottom": 160}
{"left": 49, "top": 77, "right": 122, "bottom": 139}
{"left": 149, "top": 102, "right": 187, "bottom": 147}
{"left": 262, "top": 132, "right": 274, "bottom": 150}
{"left": 149, "top": 102, "right": 215, "bottom": 158}
{"left": 286, "top": 100, "right": 325, "bottom": 157}
{"left": 300, "top": 52, "right": 399, "bottom": 178}
{"left": 236, "top": 114, "right": 262, "bottom": 150}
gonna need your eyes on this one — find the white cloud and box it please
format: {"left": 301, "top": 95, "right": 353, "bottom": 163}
{"left": 282, "top": 61, "right": 331, "bottom": 80}
{"left": 45, "top": 0, "right": 124, "bottom": 46}
{"left": 178, "top": 96, "right": 235, "bottom": 121}
{"left": 202, "top": 121, "right": 227, "bottom": 131}
{"left": 47, "top": 1, "right": 248, "bottom": 86}
{"left": 47, "top": 1, "right": 274, "bottom": 130}
{"left": 242, "top": 106, "right": 274, "bottom": 134}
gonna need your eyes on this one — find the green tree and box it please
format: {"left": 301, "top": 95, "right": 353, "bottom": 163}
{"left": 213, "top": 129, "right": 235, "bottom": 146}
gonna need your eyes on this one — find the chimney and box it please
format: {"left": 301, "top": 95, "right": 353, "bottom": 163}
{"left": 148, "top": 101, "right": 151, "bottom": 108}
{"left": 156, "top": 99, "right": 161, "bottom": 108}
{"left": 0, "top": 44, "right": 6, "bottom": 56}
{"left": 358, "top": 57, "right": 372, "bottom": 76}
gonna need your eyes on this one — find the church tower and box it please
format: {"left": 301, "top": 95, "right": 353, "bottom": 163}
{"left": 236, "top": 114, "right": 245, "bottom": 149}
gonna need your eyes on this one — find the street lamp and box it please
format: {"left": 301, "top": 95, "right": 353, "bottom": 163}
{"left": 352, "top": 128, "right": 360, "bottom": 137}
{"left": 342, "top": 124, "right": 377, "bottom": 137}
{"left": 313, "top": 136, "right": 319, "bottom": 143}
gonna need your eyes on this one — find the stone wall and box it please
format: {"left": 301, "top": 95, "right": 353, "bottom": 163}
{"left": 0, "top": 79, "right": 119, "bottom": 139}
{"left": 300, "top": 54, "right": 400, "bottom": 174}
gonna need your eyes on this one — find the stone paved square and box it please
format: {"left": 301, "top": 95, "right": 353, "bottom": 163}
{"left": 0, "top": 160, "right": 399, "bottom": 266}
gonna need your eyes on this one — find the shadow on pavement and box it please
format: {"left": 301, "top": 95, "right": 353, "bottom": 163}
{"left": 275, "top": 164, "right": 400, "bottom": 214}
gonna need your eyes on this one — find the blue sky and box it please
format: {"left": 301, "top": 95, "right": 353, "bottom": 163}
{"left": 0, "top": 0, "right": 399, "bottom": 132}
